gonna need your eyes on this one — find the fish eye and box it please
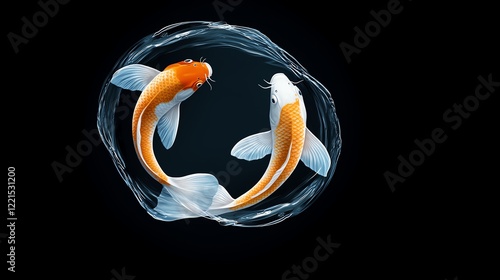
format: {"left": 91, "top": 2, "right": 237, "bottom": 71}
{"left": 196, "top": 82, "right": 203, "bottom": 88}
{"left": 184, "top": 59, "right": 193, "bottom": 63}
{"left": 271, "top": 94, "right": 278, "bottom": 104}
{"left": 297, "top": 88, "right": 302, "bottom": 95}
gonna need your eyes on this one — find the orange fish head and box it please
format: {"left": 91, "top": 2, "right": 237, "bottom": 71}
{"left": 167, "top": 59, "right": 213, "bottom": 91}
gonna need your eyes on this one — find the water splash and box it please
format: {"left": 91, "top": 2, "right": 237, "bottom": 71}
{"left": 97, "top": 21, "right": 341, "bottom": 227}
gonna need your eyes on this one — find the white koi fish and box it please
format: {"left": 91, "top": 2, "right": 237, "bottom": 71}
{"left": 209, "top": 73, "right": 331, "bottom": 214}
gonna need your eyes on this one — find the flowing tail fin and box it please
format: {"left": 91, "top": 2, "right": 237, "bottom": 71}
{"left": 207, "top": 184, "right": 236, "bottom": 216}
{"left": 153, "top": 173, "right": 234, "bottom": 221}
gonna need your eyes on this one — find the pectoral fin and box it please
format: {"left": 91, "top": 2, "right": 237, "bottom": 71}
{"left": 301, "top": 128, "right": 331, "bottom": 177}
{"left": 230, "top": 130, "right": 273, "bottom": 161}
{"left": 157, "top": 103, "right": 180, "bottom": 150}
{"left": 110, "top": 64, "right": 160, "bottom": 91}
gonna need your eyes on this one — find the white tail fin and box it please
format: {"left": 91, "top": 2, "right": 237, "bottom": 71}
{"left": 165, "top": 174, "right": 219, "bottom": 217}
{"left": 153, "top": 187, "right": 201, "bottom": 221}
{"left": 206, "top": 184, "right": 235, "bottom": 216}
{"left": 153, "top": 173, "right": 235, "bottom": 220}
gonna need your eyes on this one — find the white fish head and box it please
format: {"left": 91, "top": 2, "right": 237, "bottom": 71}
{"left": 268, "top": 73, "right": 306, "bottom": 128}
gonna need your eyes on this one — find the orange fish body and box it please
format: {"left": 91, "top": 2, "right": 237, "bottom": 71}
{"left": 129, "top": 60, "right": 212, "bottom": 184}
{"left": 111, "top": 59, "right": 225, "bottom": 221}
{"left": 230, "top": 100, "right": 305, "bottom": 210}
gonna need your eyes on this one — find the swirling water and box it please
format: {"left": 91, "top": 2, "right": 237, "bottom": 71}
{"left": 97, "top": 21, "right": 341, "bottom": 227}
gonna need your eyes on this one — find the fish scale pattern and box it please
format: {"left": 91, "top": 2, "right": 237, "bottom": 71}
{"left": 231, "top": 99, "right": 305, "bottom": 210}
{"left": 131, "top": 69, "right": 183, "bottom": 184}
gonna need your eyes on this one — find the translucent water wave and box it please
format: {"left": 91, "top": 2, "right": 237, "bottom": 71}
{"left": 97, "top": 21, "right": 341, "bottom": 227}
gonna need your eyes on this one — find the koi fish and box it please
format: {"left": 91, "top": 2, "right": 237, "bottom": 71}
{"left": 209, "top": 73, "right": 331, "bottom": 213}
{"left": 110, "top": 58, "right": 225, "bottom": 220}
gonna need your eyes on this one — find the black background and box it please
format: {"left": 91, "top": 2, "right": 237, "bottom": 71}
{"left": 4, "top": 0, "right": 498, "bottom": 279}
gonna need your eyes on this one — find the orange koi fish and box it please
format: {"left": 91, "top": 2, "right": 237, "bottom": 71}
{"left": 110, "top": 59, "right": 224, "bottom": 220}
